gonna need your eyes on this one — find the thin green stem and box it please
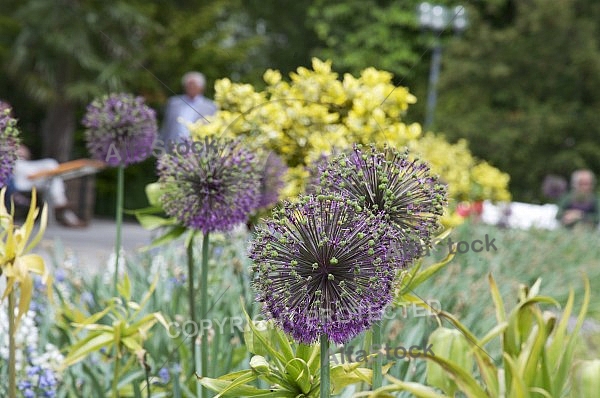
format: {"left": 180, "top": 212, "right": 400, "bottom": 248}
{"left": 145, "top": 362, "right": 151, "bottom": 398}
{"left": 8, "top": 290, "right": 16, "bottom": 398}
{"left": 200, "top": 232, "right": 210, "bottom": 398}
{"left": 113, "top": 165, "right": 125, "bottom": 296}
{"left": 320, "top": 334, "right": 330, "bottom": 398}
{"left": 112, "top": 348, "right": 120, "bottom": 398}
{"left": 187, "top": 234, "right": 197, "bottom": 364}
{"left": 372, "top": 322, "right": 383, "bottom": 390}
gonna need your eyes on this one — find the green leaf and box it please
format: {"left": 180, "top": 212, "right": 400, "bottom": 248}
{"left": 63, "top": 332, "right": 115, "bottom": 367}
{"left": 117, "top": 273, "right": 131, "bottom": 301}
{"left": 136, "top": 213, "right": 178, "bottom": 231}
{"left": 140, "top": 225, "right": 187, "bottom": 251}
{"left": 408, "top": 248, "right": 455, "bottom": 289}
{"left": 330, "top": 363, "right": 372, "bottom": 394}
{"left": 488, "top": 273, "right": 506, "bottom": 324}
{"left": 196, "top": 375, "right": 294, "bottom": 397}
{"left": 358, "top": 374, "right": 448, "bottom": 398}
{"left": 503, "top": 354, "right": 529, "bottom": 398}
{"left": 422, "top": 354, "right": 488, "bottom": 398}
{"left": 284, "top": 358, "right": 312, "bottom": 394}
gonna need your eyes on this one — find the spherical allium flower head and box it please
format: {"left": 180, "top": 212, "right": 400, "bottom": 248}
{"left": 256, "top": 152, "right": 288, "bottom": 209}
{"left": 249, "top": 195, "right": 399, "bottom": 345}
{"left": 157, "top": 137, "right": 261, "bottom": 233}
{"left": 82, "top": 93, "right": 157, "bottom": 166}
{"left": 0, "top": 103, "right": 20, "bottom": 187}
{"left": 321, "top": 144, "right": 447, "bottom": 256}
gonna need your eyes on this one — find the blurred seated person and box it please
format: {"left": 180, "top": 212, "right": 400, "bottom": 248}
{"left": 556, "top": 169, "right": 599, "bottom": 229}
{"left": 12, "top": 145, "right": 84, "bottom": 227}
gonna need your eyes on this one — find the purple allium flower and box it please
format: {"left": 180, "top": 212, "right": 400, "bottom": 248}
{"left": 304, "top": 153, "right": 332, "bottom": 196}
{"left": 0, "top": 102, "right": 20, "bottom": 187}
{"left": 157, "top": 137, "right": 261, "bottom": 233}
{"left": 82, "top": 93, "right": 157, "bottom": 166}
{"left": 256, "top": 152, "right": 287, "bottom": 209}
{"left": 321, "top": 144, "right": 447, "bottom": 254}
{"left": 249, "top": 195, "right": 399, "bottom": 345}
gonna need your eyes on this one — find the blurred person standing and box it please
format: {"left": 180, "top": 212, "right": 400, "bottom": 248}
{"left": 556, "top": 169, "right": 600, "bottom": 229}
{"left": 159, "top": 71, "right": 217, "bottom": 146}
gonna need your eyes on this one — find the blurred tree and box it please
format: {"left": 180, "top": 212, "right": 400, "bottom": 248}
{"left": 307, "top": 0, "right": 429, "bottom": 77}
{"left": 3, "top": 0, "right": 159, "bottom": 161}
{"left": 304, "top": 0, "right": 466, "bottom": 133}
{"left": 435, "top": 0, "right": 600, "bottom": 202}
{"left": 244, "top": 0, "right": 321, "bottom": 78}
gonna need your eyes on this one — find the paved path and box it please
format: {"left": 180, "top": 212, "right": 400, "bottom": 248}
{"left": 33, "top": 218, "right": 154, "bottom": 272}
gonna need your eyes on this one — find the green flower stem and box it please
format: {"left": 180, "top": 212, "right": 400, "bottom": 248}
{"left": 113, "top": 164, "right": 125, "bottom": 296}
{"left": 145, "top": 362, "right": 151, "bottom": 398}
{"left": 372, "top": 322, "right": 382, "bottom": 390}
{"left": 112, "top": 349, "right": 120, "bottom": 398}
{"left": 186, "top": 234, "right": 197, "bottom": 364}
{"left": 8, "top": 290, "right": 16, "bottom": 398}
{"left": 200, "top": 231, "right": 210, "bottom": 398}
{"left": 320, "top": 334, "right": 330, "bottom": 398}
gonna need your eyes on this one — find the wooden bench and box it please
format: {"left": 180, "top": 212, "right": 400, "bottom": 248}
{"left": 26, "top": 159, "right": 106, "bottom": 224}
{"left": 27, "top": 159, "right": 106, "bottom": 182}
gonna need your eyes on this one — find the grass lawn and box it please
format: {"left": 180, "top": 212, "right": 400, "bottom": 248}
{"left": 413, "top": 220, "right": 600, "bottom": 359}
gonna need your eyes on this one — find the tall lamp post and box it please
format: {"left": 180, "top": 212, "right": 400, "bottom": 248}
{"left": 418, "top": 3, "right": 467, "bottom": 131}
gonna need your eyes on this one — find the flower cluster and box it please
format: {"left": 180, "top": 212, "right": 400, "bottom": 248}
{"left": 249, "top": 144, "right": 448, "bottom": 345}
{"left": 0, "top": 302, "right": 64, "bottom": 397}
{"left": 250, "top": 195, "right": 399, "bottom": 344}
{"left": 82, "top": 93, "right": 158, "bottom": 167}
{"left": 18, "top": 364, "right": 59, "bottom": 398}
{"left": 157, "top": 137, "right": 261, "bottom": 233}
{"left": 189, "top": 58, "right": 511, "bottom": 223}
{"left": 0, "top": 102, "right": 20, "bottom": 187}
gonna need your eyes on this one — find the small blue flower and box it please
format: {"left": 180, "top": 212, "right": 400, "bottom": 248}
{"left": 18, "top": 380, "right": 32, "bottom": 390}
{"left": 26, "top": 365, "right": 41, "bottom": 377}
{"left": 158, "top": 367, "right": 170, "bottom": 384}
{"left": 81, "top": 291, "right": 95, "bottom": 306}
{"left": 55, "top": 268, "right": 67, "bottom": 283}
{"left": 39, "top": 369, "right": 58, "bottom": 390}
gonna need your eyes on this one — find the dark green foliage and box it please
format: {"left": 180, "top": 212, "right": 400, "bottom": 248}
{"left": 436, "top": 0, "right": 600, "bottom": 202}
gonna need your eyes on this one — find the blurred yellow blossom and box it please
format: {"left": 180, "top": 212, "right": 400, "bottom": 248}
{"left": 189, "top": 58, "right": 511, "bottom": 219}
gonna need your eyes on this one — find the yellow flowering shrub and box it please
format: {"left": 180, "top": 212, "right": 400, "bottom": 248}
{"left": 189, "top": 58, "right": 511, "bottom": 223}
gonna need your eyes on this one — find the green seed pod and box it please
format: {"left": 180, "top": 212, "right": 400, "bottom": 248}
{"left": 426, "top": 327, "right": 473, "bottom": 396}
{"left": 145, "top": 182, "right": 165, "bottom": 208}
{"left": 572, "top": 359, "right": 600, "bottom": 398}
{"left": 250, "top": 355, "right": 271, "bottom": 375}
